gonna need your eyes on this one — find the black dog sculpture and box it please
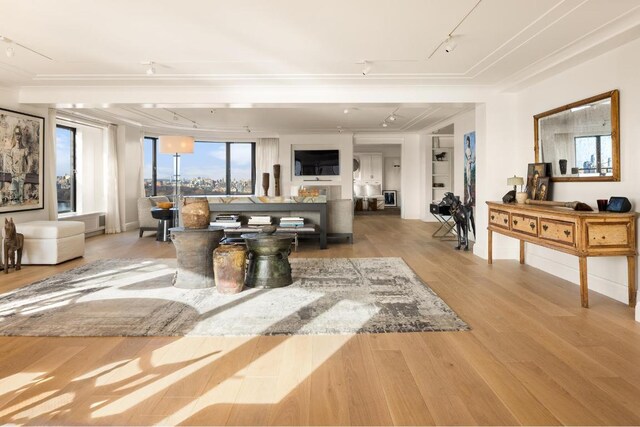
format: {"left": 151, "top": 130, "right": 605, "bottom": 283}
{"left": 442, "top": 192, "right": 475, "bottom": 251}
{"left": 3, "top": 218, "right": 23, "bottom": 273}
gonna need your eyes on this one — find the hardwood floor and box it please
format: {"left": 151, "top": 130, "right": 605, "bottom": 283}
{"left": 1, "top": 216, "right": 639, "bottom": 425}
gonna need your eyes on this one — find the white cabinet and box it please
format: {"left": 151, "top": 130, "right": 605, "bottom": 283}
{"left": 432, "top": 147, "right": 453, "bottom": 202}
{"left": 354, "top": 153, "right": 383, "bottom": 184}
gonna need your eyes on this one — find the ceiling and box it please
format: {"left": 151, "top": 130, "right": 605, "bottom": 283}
{"left": 2, "top": 0, "right": 640, "bottom": 134}
{"left": 65, "top": 103, "right": 473, "bottom": 134}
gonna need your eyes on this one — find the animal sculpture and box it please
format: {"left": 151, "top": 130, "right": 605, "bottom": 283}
{"left": 435, "top": 152, "right": 446, "bottom": 161}
{"left": 442, "top": 192, "right": 475, "bottom": 251}
{"left": 3, "top": 218, "right": 23, "bottom": 273}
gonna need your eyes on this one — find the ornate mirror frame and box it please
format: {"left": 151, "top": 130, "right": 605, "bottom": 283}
{"left": 534, "top": 89, "right": 620, "bottom": 182}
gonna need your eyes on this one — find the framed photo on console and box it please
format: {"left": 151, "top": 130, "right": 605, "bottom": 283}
{"left": 383, "top": 190, "right": 397, "bottom": 207}
{"left": 0, "top": 108, "right": 45, "bottom": 213}
{"left": 526, "top": 162, "right": 551, "bottom": 201}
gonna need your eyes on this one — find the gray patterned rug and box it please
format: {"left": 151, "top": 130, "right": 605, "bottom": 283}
{"left": 0, "top": 257, "right": 468, "bottom": 336}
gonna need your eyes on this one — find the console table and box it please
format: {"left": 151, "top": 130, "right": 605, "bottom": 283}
{"left": 209, "top": 202, "right": 327, "bottom": 249}
{"left": 486, "top": 201, "right": 637, "bottom": 308}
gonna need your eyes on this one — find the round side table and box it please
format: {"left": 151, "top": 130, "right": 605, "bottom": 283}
{"left": 151, "top": 208, "right": 177, "bottom": 242}
{"left": 169, "top": 226, "right": 225, "bottom": 289}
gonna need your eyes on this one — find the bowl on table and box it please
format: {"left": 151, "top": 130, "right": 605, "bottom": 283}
{"left": 156, "top": 202, "right": 174, "bottom": 209}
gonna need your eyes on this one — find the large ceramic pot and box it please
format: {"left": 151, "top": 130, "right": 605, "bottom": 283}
{"left": 242, "top": 227, "right": 294, "bottom": 288}
{"left": 182, "top": 197, "right": 210, "bottom": 229}
{"left": 213, "top": 245, "right": 247, "bottom": 294}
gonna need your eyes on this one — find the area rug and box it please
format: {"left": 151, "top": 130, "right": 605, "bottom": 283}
{"left": 0, "top": 258, "right": 468, "bottom": 337}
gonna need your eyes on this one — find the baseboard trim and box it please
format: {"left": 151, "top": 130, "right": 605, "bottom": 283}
{"left": 124, "top": 221, "right": 140, "bottom": 232}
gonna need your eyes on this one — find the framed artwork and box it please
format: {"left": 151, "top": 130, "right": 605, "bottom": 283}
{"left": 0, "top": 108, "right": 45, "bottom": 213}
{"left": 463, "top": 131, "right": 476, "bottom": 206}
{"left": 383, "top": 190, "right": 397, "bottom": 207}
{"left": 535, "top": 177, "right": 550, "bottom": 201}
{"left": 526, "top": 162, "right": 551, "bottom": 200}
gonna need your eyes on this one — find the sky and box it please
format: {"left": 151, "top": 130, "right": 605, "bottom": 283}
{"left": 144, "top": 139, "right": 253, "bottom": 181}
{"left": 56, "top": 127, "right": 72, "bottom": 176}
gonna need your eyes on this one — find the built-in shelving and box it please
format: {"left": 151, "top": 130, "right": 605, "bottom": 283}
{"left": 432, "top": 140, "right": 454, "bottom": 203}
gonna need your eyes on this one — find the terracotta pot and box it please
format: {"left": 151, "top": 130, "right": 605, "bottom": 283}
{"left": 182, "top": 197, "right": 210, "bottom": 229}
{"left": 213, "top": 245, "right": 247, "bottom": 294}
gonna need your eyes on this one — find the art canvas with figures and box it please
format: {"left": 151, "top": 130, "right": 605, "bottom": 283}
{"left": 0, "top": 109, "right": 45, "bottom": 213}
{"left": 526, "top": 163, "right": 552, "bottom": 201}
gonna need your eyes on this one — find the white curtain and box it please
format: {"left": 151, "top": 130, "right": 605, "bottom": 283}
{"left": 104, "top": 124, "right": 121, "bottom": 234}
{"left": 46, "top": 108, "right": 58, "bottom": 220}
{"left": 255, "top": 138, "right": 279, "bottom": 196}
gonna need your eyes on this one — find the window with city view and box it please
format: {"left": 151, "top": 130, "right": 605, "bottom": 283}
{"left": 144, "top": 138, "right": 255, "bottom": 196}
{"left": 56, "top": 125, "right": 76, "bottom": 213}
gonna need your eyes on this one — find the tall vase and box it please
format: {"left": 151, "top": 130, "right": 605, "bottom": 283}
{"left": 273, "top": 164, "right": 281, "bottom": 197}
{"left": 559, "top": 159, "right": 568, "bottom": 175}
{"left": 262, "top": 173, "right": 270, "bottom": 197}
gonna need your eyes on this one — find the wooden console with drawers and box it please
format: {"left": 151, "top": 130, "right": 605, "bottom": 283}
{"left": 486, "top": 201, "right": 637, "bottom": 308}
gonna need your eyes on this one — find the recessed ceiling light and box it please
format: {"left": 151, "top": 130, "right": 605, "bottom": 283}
{"left": 5, "top": 46, "right": 14, "bottom": 58}
{"left": 361, "top": 61, "right": 372, "bottom": 76}
{"left": 146, "top": 63, "right": 156, "bottom": 75}
{"left": 381, "top": 122, "right": 388, "bottom": 128}
{"left": 343, "top": 108, "right": 349, "bottom": 114}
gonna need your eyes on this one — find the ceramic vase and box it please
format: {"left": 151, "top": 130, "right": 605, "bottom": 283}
{"left": 515, "top": 192, "right": 529, "bottom": 204}
{"left": 559, "top": 159, "right": 568, "bottom": 175}
{"left": 213, "top": 245, "right": 246, "bottom": 294}
{"left": 182, "top": 197, "right": 210, "bottom": 229}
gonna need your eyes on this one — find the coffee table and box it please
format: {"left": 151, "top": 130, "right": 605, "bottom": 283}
{"left": 169, "top": 226, "right": 225, "bottom": 289}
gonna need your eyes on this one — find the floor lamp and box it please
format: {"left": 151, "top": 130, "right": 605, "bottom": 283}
{"left": 159, "top": 135, "right": 195, "bottom": 227}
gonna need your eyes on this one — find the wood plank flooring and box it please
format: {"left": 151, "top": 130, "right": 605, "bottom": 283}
{"left": 0, "top": 216, "right": 639, "bottom": 425}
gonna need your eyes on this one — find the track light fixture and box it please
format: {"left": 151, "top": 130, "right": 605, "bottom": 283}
{"left": 388, "top": 114, "right": 397, "bottom": 122}
{"left": 381, "top": 122, "right": 388, "bottom": 128}
{"left": 444, "top": 36, "right": 457, "bottom": 53}
{"left": 5, "top": 46, "right": 14, "bottom": 57}
{"left": 244, "top": 126, "right": 251, "bottom": 133}
{"left": 361, "top": 61, "right": 372, "bottom": 76}
{"left": 343, "top": 108, "right": 349, "bottom": 114}
{"left": 0, "top": 34, "right": 52, "bottom": 60}
{"left": 146, "top": 62, "right": 156, "bottom": 75}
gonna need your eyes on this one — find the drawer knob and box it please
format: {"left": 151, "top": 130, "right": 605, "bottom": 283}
{"left": 529, "top": 222, "right": 535, "bottom": 230}
{"left": 491, "top": 215, "right": 495, "bottom": 220}
{"left": 601, "top": 235, "right": 606, "bottom": 240}
{"left": 503, "top": 218, "right": 508, "bottom": 224}
{"left": 513, "top": 219, "right": 518, "bottom": 225}
{"left": 543, "top": 225, "right": 548, "bottom": 231}
{"left": 564, "top": 230, "right": 571, "bottom": 237}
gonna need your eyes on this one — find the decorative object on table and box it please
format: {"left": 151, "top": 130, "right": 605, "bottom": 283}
{"left": 213, "top": 245, "right": 246, "bottom": 294}
{"left": 170, "top": 226, "right": 225, "bottom": 289}
{"left": 559, "top": 159, "right": 568, "bottom": 175}
{"left": 383, "top": 190, "right": 397, "bottom": 207}
{"left": 181, "top": 197, "right": 210, "bottom": 229}
{"left": 535, "top": 176, "right": 550, "bottom": 201}
{"left": 3, "top": 218, "right": 23, "bottom": 273}
{"left": 525, "top": 162, "right": 551, "bottom": 200}
{"left": 606, "top": 196, "right": 632, "bottom": 213}
{"left": 0, "top": 257, "right": 469, "bottom": 336}
{"left": 597, "top": 199, "right": 609, "bottom": 212}
{"left": 435, "top": 152, "right": 446, "bottom": 161}
{"left": 298, "top": 187, "right": 320, "bottom": 197}
{"left": 505, "top": 175, "right": 525, "bottom": 204}
{"left": 463, "top": 131, "right": 476, "bottom": 207}
{"left": 262, "top": 172, "right": 270, "bottom": 196}
{"left": 0, "top": 108, "right": 44, "bottom": 214}
{"left": 515, "top": 192, "right": 529, "bottom": 204}
{"left": 525, "top": 199, "right": 593, "bottom": 211}
{"left": 156, "top": 201, "right": 173, "bottom": 209}
{"left": 571, "top": 167, "right": 580, "bottom": 175}
{"left": 443, "top": 192, "right": 475, "bottom": 251}
{"left": 159, "top": 135, "right": 195, "bottom": 225}
{"left": 433, "top": 183, "right": 445, "bottom": 188}
{"left": 242, "top": 226, "right": 294, "bottom": 288}
{"left": 273, "top": 164, "right": 281, "bottom": 197}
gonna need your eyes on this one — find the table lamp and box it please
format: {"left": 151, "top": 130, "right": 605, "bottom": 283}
{"left": 507, "top": 175, "right": 527, "bottom": 203}
{"left": 159, "top": 135, "right": 195, "bottom": 224}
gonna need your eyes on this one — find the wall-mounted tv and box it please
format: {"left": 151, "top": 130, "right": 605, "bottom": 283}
{"left": 294, "top": 149, "right": 340, "bottom": 176}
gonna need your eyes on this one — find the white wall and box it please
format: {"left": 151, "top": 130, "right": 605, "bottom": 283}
{"left": 0, "top": 87, "right": 51, "bottom": 224}
{"left": 512, "top": 37, "right": 640, "bottom": 314}
{"left": 279, "top": 133, "right": 354, "bottom": 200}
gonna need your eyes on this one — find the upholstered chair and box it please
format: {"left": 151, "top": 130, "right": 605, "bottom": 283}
{"left": 137, "top": 196, "right": 170, "bottom": 237}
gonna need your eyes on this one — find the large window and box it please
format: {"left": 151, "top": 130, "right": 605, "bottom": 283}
{"left": 574, "top": 134, "right": 612, "bottom": 175}
{"left": 144, "top": 139, "right": 255, "bottom": 196}
{"left": 56, "top": 125, "right": 76, "bottom": 213}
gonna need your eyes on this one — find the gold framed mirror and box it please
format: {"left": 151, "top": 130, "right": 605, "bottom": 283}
{"left": 534, "top": 89, "right": 619, "bottom": 182}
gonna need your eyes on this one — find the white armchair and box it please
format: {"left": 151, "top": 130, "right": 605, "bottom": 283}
{"left": 354, "top": 183, "right": 385, "bottom": 210}
{"left": 137, "top": 196, "right": 171, "bottom": 237}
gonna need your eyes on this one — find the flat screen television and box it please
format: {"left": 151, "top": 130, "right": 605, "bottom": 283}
{"left": 294, "top": 149, "right": 340, "bottom": 176}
